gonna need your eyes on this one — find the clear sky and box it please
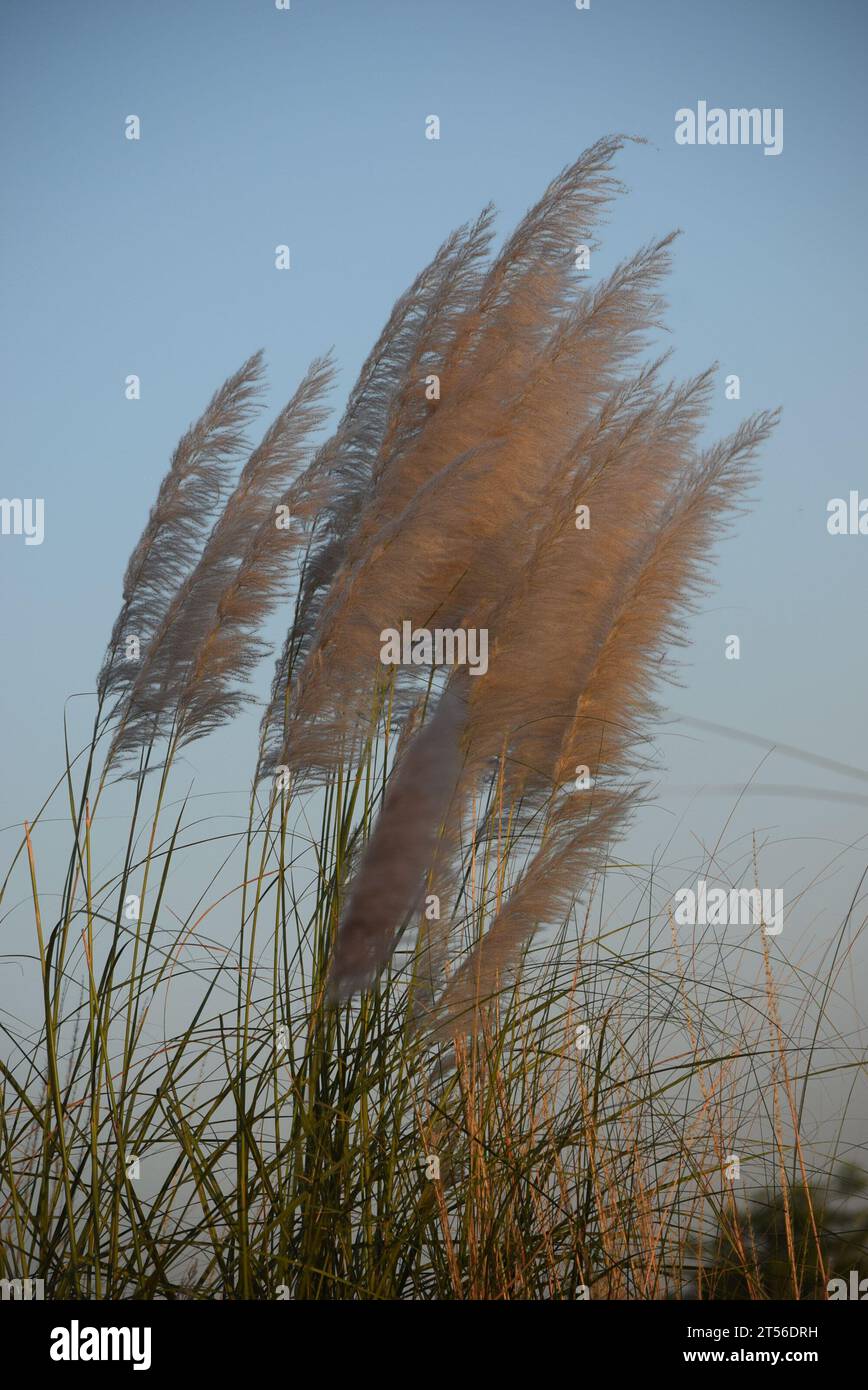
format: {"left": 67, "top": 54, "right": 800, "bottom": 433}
{"left": 2, "top": 1, "right": 867, "bottom": 1152}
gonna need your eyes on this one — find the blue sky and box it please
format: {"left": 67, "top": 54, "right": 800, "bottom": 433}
{"left": 2, "top": 1, "right": 867, "bottom": 1142}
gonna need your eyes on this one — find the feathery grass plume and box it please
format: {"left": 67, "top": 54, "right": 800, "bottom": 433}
{"left": 408, "top": 359, "right": 707, "bottom": 1016}
{"left": 426, "top": 788, "right": 635, "bottom": 1042}
{"left": 108, "top": 354, "right": 335, "bottom": 764}
{"left": 285, "top": 172, "right": 740, "bottom": 1010}
{"left": 324, "top": 136, "right": 631, "bottom": 562}
{"left": 259, "top": 210, "right": 495, "bottom": 773}
{"left": 175, "top": 359, "right": 338, "bottom": 747}
{"left": 464, "top": 363, "right": 717, "bottom": 806}
{"left": 399, "top": 233, "right": 682, "bottom": 644}
{"left": 430, "top": 412, "right": 777, "bottom": 1030}
{"left": 425, "top": 134, "right": 633, "bottom": 431}
{"left": 97, "top": 351, "right": 265, "bottom": 713}
{"left": 549, "top": 409, "right": 782, "bottom": 795}
{"left": 419, "top": 388, "right": 753, "bottom": 1022}
{"left": 430, "top": 410, "right": 779, "bottom": 1036}
{"left": 293, "top": 238, "right": 672, "bottom": 771}
{"left": 279, "top": 146, "right": 648, "bottom": 779}
{"left": 295, "top": 210, "right": 495, "bottom": 632}
{"left": 325, "top": 676, "right": 468, "bottom": 1004}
